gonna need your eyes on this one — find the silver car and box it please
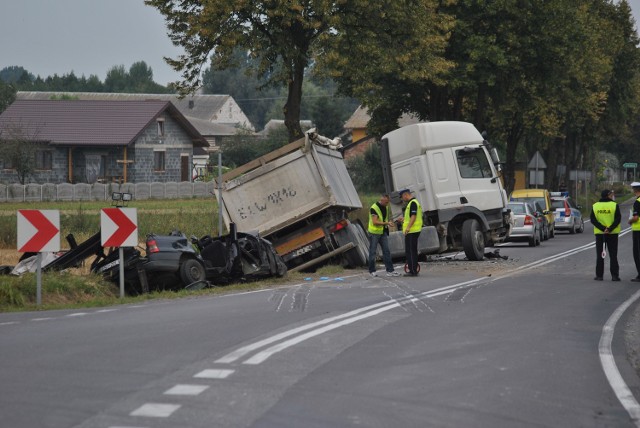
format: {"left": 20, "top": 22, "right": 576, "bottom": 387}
{"left": 507, "top": 202, "right": 543, "bottom": 247}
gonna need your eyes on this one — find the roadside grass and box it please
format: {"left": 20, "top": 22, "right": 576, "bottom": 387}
{"left": 0, "top": 264, "right": 360, "bottom": 312}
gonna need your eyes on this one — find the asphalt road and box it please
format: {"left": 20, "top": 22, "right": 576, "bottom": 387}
{"left": 2, "top": 219, "right": 640, "bottom": 427}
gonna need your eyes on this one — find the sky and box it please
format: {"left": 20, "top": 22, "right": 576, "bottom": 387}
{"left": 2, "top": 0, "right": 640, "bottom": 88}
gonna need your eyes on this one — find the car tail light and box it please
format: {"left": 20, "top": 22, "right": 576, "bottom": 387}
{"left": 146, "top": 239, "right": 159, "bottom": 253}
{"left": 524, "top": 215, "right": 534, "bottom": 225}
{"left": 329, "top": 219, "right": 349, "bottom": 233}
{"left": 565, "top": 202, "right": 571, "bottom": 217}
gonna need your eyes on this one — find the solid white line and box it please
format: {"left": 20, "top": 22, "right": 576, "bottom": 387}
{"left": 599, "top": 289, "right": 640, "bottom": 425}
{"left": 129, "top": 403, "right": 180, "bottom": 418}
{"left": 164, "top": 384, "right": 209, "bottom": 396}
{"left": 193, "top": 369, "right": 235, "bottom": 379}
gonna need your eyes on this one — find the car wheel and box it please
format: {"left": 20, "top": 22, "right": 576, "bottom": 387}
{"left": 549, "top": 224, "right": 555, "bottom": 238}
{"left": 569, "top": 219, "right": 576, "bottom": 234}
{"left": 577, "top": 219, "right": 584, "bottom": 233}
{"left": 543, "top": 225, "right": 549, "bottom": 241}
{"left": 529, "top": 235, "right": 536, "bottom": 247}
{"left": 462, "top": 218, "right": 485, "bottom": 261}
{"left": 179, "top": 258, "right": 206, "bottom": 286}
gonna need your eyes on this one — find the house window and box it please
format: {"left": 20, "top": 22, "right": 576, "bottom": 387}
{"left": 35, "top": 150, "right": 52, "bottom": 170}
{"left": 157, "top": 119, "right": 165, "bottom": 137}
{"left": 154, "top": 151, "right": 165, "bottom": 172}
{"left": 1, "top": 158, "right": 14, "bottom": 170}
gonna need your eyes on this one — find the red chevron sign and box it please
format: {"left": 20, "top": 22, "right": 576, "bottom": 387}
{"left": 101, "top": 208, "right": 138, "bottom": 247}
{"left": 17, "top": 210, "right": 60, "bottom": 253}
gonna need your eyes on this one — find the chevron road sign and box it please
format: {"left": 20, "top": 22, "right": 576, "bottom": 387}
{"left": 17, "top": 210, "right": 60, "bottom": 253}
{"left": 101, "top": 208, "right": 138, "bottom": 248}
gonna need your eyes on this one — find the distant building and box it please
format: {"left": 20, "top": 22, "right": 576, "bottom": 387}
{"left": 342, "top": 105, "right": 420, "bottom": 159}
{"left": 0, "top": 99, "right": 207, "bottom": 184}
{"left": 16, "top": 92, "right": 254, "bottom": 151}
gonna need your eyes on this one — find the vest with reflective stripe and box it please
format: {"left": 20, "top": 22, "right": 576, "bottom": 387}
{"left": 633, "top": 197, "right": 640, "bottom": 231}
{"left": 403, "top": 198, "right": 423, "bottom": 233}
{"left": 593, "top": 201, "right": 620, "bottom": 234}
{"left": 368, "top": 203, "right": 390, "bottom": 235}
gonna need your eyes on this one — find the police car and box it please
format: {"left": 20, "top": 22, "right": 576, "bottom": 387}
{"left": 550, "top": 191, "right": 584, "bottom": 234}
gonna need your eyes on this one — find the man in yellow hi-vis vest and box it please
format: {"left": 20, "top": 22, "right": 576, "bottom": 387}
{"left": 397, "top": 189, "right": 423, "bottom": 277}
{"left": 590, "top": 189, "right": 621, "bottom": 281}
{"left": 627, "top": 182, "right": 640, "bottom": 282}
{"left": 367, "top": 194, "right": 400, "bottom": 277}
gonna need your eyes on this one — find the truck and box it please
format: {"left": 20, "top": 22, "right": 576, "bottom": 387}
{"left": 215, "top": 130, "right": 370, "bottom": 271}
{"left": 380, "top": 121, "right": 512, "bottom": 261}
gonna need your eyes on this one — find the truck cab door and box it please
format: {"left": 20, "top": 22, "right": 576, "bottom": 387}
{"left": 454, "top": 146, "right": 505, "bottom": 211}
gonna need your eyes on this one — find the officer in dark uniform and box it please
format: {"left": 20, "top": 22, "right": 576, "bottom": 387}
{"left": 590, "top": 189, "right": 621, "bottom": 281}
{"left": 628, "top": 182, "right": 640, "bottom": 282}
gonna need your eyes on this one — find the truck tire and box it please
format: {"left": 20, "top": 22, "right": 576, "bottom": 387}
{"left": 180, "top": 258, "right": 206, "bottom": 286}
{"left": 338, "top": 222, "right": 369, "bottom": 268}
{"left": 462, "top": 219, "right": 485, "bottom": 261}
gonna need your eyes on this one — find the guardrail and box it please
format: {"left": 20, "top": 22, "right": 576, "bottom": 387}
{"left": 0, "top": 181, "right": 217, "bottom": 203}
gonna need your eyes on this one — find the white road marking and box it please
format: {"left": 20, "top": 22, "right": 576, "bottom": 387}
{"left": 96, "top": 309, "right": 118, "bottom": 313}
{"left": 66, "top": 312, "right": 89, "bottom": 317}
{"left": 130, "top": 403, "right": 180, "bottom": 418}
{"left": 193, "top": 369, "right": 235, "bottom": 379}
{"left": 164, "top": 384, "right": 209, "bottom": 396}
{"left": 31, "top": 317, "right": 54, "bottom": 321}
{"left": 0, "top": 321, "right": 18, "bottom": 326}
{"left": 599, "top": 289, "right": 640, "bottom": 426}
{"left": 109, "top": 426, "right": 148, "bottom": 428}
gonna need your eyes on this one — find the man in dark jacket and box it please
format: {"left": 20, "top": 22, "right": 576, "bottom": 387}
{"left": 590, "top": 189, "right": 621, "bottom": 281}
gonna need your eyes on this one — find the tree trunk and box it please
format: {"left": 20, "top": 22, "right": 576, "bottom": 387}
{"left": 283, "top": 59, "right": 305, "bottom": 143}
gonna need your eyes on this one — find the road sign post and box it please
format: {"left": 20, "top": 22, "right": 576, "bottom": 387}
{"left": 101, "top": 208, "right": 138, "bottom": 298}
{"left": 17, "top": 210, "right": 60, "bottom": 306}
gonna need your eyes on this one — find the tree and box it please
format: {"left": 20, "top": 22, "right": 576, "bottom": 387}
{"left": 0, "top": 80, "right": 16, "bottom": 114}
{"left": 145, "top": 0, "right": 401, "bottom": 142}
{"left": 321, "top": 0, "right": 454, "bottom": 137}
{"left": 0, "top": 121, "right": 42, "bottom": 184}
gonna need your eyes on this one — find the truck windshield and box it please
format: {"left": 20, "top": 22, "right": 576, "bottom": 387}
{"left": 456, "top": 148, "right": 493, "bottom": 178}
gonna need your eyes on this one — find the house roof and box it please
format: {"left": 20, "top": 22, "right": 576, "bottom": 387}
{"left": 0, "top": 99, "right": 208, "bottom": 148}
{"left": 344, "top": 105, "right": 421, "bottom": 130}
{"left": 16, "top": 92, "right": 253, "bottom": 135}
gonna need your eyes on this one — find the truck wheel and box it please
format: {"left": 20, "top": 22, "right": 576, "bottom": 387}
{"left": 462, "top": 219, "right": 485, "bottom": 261}
{"left": 339, "top": 222, "right": 368, "bottom": 268}
{"left": 180, "top": 258, "right": 206, "bottom": 286}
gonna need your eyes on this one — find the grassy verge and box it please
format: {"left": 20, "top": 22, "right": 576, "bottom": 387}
{"left": 0, "top": 264, "right": 356, "bottom": 312}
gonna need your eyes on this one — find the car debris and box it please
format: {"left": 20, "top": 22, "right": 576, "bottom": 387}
{"left": 3, "top": 223, "right": 287, "bottom": 295}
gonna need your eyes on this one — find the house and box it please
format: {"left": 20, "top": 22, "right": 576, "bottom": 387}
{"left": 342, "top": 105, "right": 420, "bottom": 159}
{"left": 0, "top": 99, "right": 208, "bottom": 184}
{"left": 16, "top": 92, "right": 254, "bottom": 150}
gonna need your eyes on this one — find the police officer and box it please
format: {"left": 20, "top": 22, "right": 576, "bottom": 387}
{"left": 628, "top": 182, "right": 640, "bottom": 282}
{"left": 590, "top": 189, "right": 621, "bottom": 281}
{"left": 397, "top": 189, "right": 423, "bottom": 277}
{"left": 367, "top": 194, "right": 400, "bottom": 277}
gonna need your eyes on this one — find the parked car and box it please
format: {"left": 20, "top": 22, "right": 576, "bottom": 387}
{"left": 533, "top": 200, "right": 550, "bottom": 240}
{"left": 550, "top": 192, "right": 584, "bottom": 234}
{"left": 506, "top": 202, "right": 543, "bottom": 247}
{"left": 510, "top": 188, "right": 555, "bottom": 238}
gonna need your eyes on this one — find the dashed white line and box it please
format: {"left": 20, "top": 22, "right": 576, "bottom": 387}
{"left": 164, "top": 384, "right": 209, "bottom": 396}
{"left": 66, "top": 312, "right": 89, "bottom": 317}
{"left": 0, "top": 321, "right": 18, "bottom": 326}
{"left": 31, "top": 317, "right": 54, "bottom": 322}
{"left": 193, "top": 369, "right": 235, "bottom": 379}
{"left": 130, "top": 403, "right": 180, "bottom": 418}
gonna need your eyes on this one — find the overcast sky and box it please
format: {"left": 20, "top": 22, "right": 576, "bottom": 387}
{"left": 2, "top": 0, "right": 640, "bottom": 87}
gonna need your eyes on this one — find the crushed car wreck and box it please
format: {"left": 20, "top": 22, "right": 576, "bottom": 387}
{"left": 5, "top": 223, "right": 287, "bottom": 295}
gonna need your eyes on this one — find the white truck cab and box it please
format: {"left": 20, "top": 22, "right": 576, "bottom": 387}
{"left": 381, "top": 121, "right": 511, "bottom": 260}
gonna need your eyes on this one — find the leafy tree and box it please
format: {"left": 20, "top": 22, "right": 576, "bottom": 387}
{"left": 146, "top": 0, "right": 390, "bottom": 142}
{"left": 345, "top": 143, "right": 384, "bottom": 193}
{"left": 321, "top": 0, "right": 454, "bottom": 137}
{"left": 0, "top": 80, "right": 16, "bottom": 114}
{"left": 0, "top": 121, "right": 41, "bottom": 184}
{"left": 0, "top": 66, "right": 34, "bottom": 84}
